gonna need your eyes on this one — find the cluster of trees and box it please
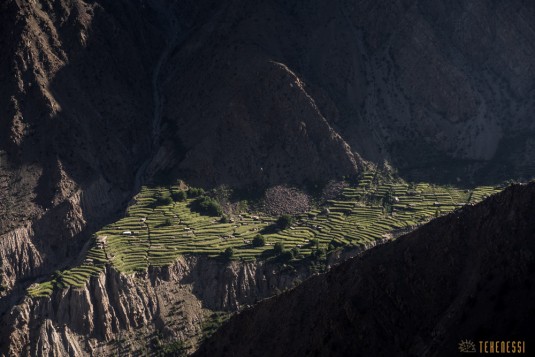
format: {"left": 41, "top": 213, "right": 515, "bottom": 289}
{"left": 186, "top": 187, "right": 205, "bottom": 198}
{"left": 272, "top": 242, "right": 302, "bottom": 260}
{"left": 170, "top": 187, "right": 205, "bottom": 202}
{"left": 153, "top": 187, "right": 206, "bottom": 207}
{"left": 193, "top": 196, "right": 223, "bottom": 216}
{"left": 152, "top": 186, "right": 224, "bottom": 218}
{"left": 171, "top": 190, "right": 187, "bottom": 202}
{"left": 154, "top": 191, "right": 173, "bottom": 206}
{"left": 221, "top": 235, "right": 328, "bottom": 262}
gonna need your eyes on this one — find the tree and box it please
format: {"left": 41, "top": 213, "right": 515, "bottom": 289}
{"left": 252, "top": 234, "right": 266, "bottom": 247}
{"left": 187, "top": 187, "right": 205, "bottom": 198}
{"left": 222, "top": 247, "right": 234, "bottom": 260}
{"left": 163, "top": 218, "right": 172, "bottom": 226}
{"left": 280, "top": 249, "right": 294, "bottom": 261}
{"left": 193, "top": 196, "right": 223, "bottom": 216}
{"left": 382, "top": 189, "right": 394, "bottom": 213}
{"left": 328, "top": 239, "right": 343, "bottom": 251}
{"left": 311, "top": 247, "right": 326, "bottom": 260}
{"left": 276, "top": 214, "right": 294, "bottom": 230}
{"left": 328, "top": 242, "right": 336, "bottom": 252}
{"left": 309, "top": 238, "right": 319, "bottom": 248}
{"left": 291, "top": 246, "right": 300, "bottom": 258}
{"left": 172, "top": 190, "right": 187, "bottom": 202}
{"left": 154, "top": 191, "right": 173, "bottom": 206}
{"left": 273, "top": 242, "right": 284, "bottom": 254}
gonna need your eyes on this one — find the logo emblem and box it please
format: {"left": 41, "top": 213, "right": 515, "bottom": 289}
{"left": 458, "top": 340, "right": 477, "bottom": 353}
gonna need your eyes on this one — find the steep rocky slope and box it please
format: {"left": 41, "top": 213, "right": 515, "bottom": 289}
{"left": 1, "top": 0, "right": 535, "bottom": 355}
{"left": 162, "top": 0, "right": 535, "bottom": 184}
{"left": 196, "top": 182, "right": 535, "bottom": 357}
{"left": 0, "top": 245, "right": 377, "bottom": 356}
{"left": 0, "top": 0, "right": 160, "bottom": 300}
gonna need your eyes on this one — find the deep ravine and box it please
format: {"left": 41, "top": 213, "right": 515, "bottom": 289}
{"left": 134, "top": 1, "right": 181, "bottom": 190}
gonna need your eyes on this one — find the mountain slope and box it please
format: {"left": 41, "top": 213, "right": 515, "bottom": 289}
{"left": 162, "top": 0, "right": 535, "bottom": 184}
{"left": 1, "top": 0, "right": 535, "bottom": 354}
{"left": 0, "top": 0, "right": 164, "bottom": 302}
{"left": 0, "top": 0, "right": 363, "bottom": 295}
{"left": 196, "top": 183, "right": 535, "bottom": 356}
{"left": 2, "top": 0, "right": 534, "bottom": 276}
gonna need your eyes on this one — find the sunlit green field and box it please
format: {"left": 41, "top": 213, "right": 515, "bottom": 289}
{"left": 27, "top": 173, "right": 503, "bottom": 297}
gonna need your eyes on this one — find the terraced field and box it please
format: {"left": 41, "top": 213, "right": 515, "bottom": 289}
{"left": 27, "top": 173, "right": 504, "bottom": 297}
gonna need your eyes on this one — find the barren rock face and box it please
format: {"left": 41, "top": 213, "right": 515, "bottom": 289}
{"left": 0, "top": 0, "right": 366, "bottom": 291}
{"left": 141, "top": 0, "right": 535, "bottom": 188}
{"left": 0, "top": 0, "right": 161, "bottom": 294}
{"left": 1, "top": 254, "right": 330, "bottom": 356}
{"left": 262, "top": 185, "right": 311, "bottom": 215}
{"left": 165, "top": 51, "right": 360, "bottom": 187}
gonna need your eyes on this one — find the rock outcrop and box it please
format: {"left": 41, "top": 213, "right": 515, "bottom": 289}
{"left": 1, "top": 255, "right": 314, "bottom": 356}
{"left": 0, "top": 0, "right": 364, "bottom": 302}
{"left": 0, "top": 237, "right": 387, "bottom": 356}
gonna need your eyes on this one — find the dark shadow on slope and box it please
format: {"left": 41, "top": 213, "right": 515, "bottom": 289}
{"left": 195, "top": 182, "right": 535, "bottom": 357}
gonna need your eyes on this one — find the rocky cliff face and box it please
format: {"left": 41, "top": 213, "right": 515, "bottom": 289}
{"left": 1, "top": 254, "right": 325, "bottom": 356}
{"left": 196, "top": 183, "right": 535, "bottom": 357}
{"left": 0, "top": 0, "right": 161, "bottom": 314}
{"left": 0, "top": 237, "right": 385, "bottom": 356}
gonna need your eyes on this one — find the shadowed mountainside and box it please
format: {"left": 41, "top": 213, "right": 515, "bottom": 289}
{"left": 162, "top": 0, "right": 535, "bottom": 185}
{"left": 1, "top": 0, "right": 535, "bottom": 354}
{"left": 196, "top": 182, "right": 535, "bottom": 356}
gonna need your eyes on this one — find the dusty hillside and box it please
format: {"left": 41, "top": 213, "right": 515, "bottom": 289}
{"left": 196, "top": 182, "right": 535, "bottom": 356}
{"left": 0, "top": 240, "right": 378, "bottom": 356}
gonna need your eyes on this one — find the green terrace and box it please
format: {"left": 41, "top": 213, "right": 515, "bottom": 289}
{"left": 27, "top": 174, "right": 504, "bottom": 297}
